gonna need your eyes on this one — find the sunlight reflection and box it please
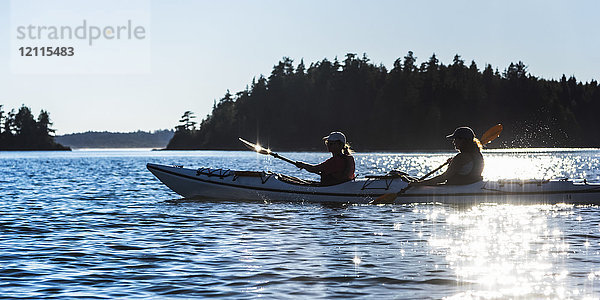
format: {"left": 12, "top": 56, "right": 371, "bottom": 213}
{"left": 353, "top": 252, "right": 362, "bottom": 278}
{"left": 429, "top": 204, "right": 582, "bottom": 298}
{"left": 352, "top": 255, "right": 362, "bottom": 266}
{"left": 481, "top": 153, "right": 578, "bottom": 180}
{"left": 355, "top": 149, "right": 597, "bottom": 182}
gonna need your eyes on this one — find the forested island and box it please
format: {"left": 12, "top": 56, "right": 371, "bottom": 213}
{"left": 0, "top": 105, "right": 70, "bottom": 151}
{"left": 166, "top": 52, "right": 600, "bottom": 151}
{"left": 167, "top": 52, "right": 600, "bottom": 151}
{"left": 55, "top": 130, "right": 174, "bottom": 149}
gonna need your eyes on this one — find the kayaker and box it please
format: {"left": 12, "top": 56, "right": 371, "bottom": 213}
{"left": 411, "top": 126, "right": 484, "bottom": 186}
{"left": 295, "top": 132, "right": 356, "bottom": 185}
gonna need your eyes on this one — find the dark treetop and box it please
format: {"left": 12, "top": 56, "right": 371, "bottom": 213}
{"left": 0, "top": 105, "right": 69, "bottom": 151}
{"left": 166, "top": 52, "right": 600, "bottom": 151}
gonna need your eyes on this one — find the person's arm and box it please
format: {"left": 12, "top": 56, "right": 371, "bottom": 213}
{"left": 414, "top": 171, "right": 449, "bottom": 186}
{"left": 295, "top": 161, "right": 322, "bottom": 174}
{"left": 296, "top": 157, "right": 337, "bottom": 175}
{"left": 411, "top": 156, "right": 463, "bottom": 186}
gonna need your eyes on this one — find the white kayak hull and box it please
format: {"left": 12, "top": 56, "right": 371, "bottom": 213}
{"left": 147, "top": 163, "right": 600, "bottom": 204}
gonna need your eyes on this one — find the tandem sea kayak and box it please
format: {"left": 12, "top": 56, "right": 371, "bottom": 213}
{"left": 147, "top": 163, "right": 600, "bottom": 204}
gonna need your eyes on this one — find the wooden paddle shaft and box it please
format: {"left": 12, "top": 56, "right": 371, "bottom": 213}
{"left": 271, "top": 152, "right": 296, "bottom": 165}
{"left": 419, "top": 160, "right": 450, "bottom": 181}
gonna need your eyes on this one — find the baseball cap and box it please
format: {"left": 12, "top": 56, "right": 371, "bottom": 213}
{"left": 322, "top": 131, "right": 347, "bottom": 144}
{"left": 446, "top": 127, "right": 475, "bottom": 140}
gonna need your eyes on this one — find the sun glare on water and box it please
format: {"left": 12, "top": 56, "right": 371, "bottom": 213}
{"left": 481, "top": 150, "right": 583, "bottom": 181}
{"left": 425, "top": 204, "right": 600, "bottom": 298}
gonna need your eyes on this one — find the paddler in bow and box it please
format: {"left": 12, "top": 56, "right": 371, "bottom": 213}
{"left": 410, "top": 126, "right": 484, "bottom": 186}
{"left": 294, "top": 131, "right": 356, "bottom": 186}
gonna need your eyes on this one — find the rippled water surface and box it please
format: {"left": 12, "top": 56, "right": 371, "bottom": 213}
{"left": 1, "top": 149, "right": 600, "bottom": 299}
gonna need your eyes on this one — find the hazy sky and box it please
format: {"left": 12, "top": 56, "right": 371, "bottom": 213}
{"left": 1, "top": 0, "right": 598, "bottom": 134}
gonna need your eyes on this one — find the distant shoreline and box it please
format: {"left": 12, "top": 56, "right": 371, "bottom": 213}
{"left": 55, "top": 130, "right": 174, "bottom": 149}
{"left": 72, "top": 148, "right": 159, "bottom": 151}
{"left": 0, "top": 148, "right": 71, "bottom": 151}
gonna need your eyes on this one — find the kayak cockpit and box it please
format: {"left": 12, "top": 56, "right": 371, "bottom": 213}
{"left": 193, "top": 166, "right": 321, "bottom": 186}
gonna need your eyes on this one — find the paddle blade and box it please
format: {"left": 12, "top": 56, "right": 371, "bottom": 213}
{"left": 257, "top": 148, "right": 271, "bottom": 155}
{"left": 480, "top": 124, "right": 503, "bottom": 145}
{"left": 239, "top": 137, "right": 256, "bottom": 150}
{"left": 239, "top": 137, "right": 271, "bottom": 154}
{"left": 370, "top": 193, "right": 397, "bottom": 205}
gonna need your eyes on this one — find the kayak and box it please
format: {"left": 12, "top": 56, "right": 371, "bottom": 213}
{"left": 147, "top": 163, "right": 600, "bottom": 204}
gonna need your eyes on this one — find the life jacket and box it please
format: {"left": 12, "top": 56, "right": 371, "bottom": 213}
{"left": 320, "top": 154, "right": 355, "bottom": 186}
{"left": 446, "top": 151, "right": 484, "bottom": 185}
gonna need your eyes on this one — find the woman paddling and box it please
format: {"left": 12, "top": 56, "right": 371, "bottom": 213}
{"left": 295, "top": 132, "right": 356, "bottom": 186}
{"left": 411, "top": 126, "right": 484, "bottom": 186}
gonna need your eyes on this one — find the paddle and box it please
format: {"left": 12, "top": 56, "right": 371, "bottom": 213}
{"left": 238, "top": 137, "right": 296, "bottom": 165}
{"left": 480, "top": 124, "right": 503, "bottom": 147}
{"left": 370, "top": 124, "right": 503, "bottom": 204}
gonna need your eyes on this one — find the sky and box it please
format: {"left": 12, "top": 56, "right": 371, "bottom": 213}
{"left": 1, "top": 0, "right": 599, "bottom": 134}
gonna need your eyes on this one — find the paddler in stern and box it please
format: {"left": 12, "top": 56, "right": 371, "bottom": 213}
{"left": 295, "top": 132, "right": 356, "bottom": 186}
{"left": 410, "top": 126, "right": 484, "bottom": 186}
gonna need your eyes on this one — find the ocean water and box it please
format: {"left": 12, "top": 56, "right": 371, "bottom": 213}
{"left": 1, "top": 149, "right": 600, "bottom": 299}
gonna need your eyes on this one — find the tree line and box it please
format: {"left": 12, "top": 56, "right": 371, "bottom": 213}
{"left": 167, "top": 52, "right": 600, "bottom": 151}
{"left": 0, "top": 105, "right": 69, "bottom": 150}
{"left": 55, "top": 130, "right": 174, "bottom": 149}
